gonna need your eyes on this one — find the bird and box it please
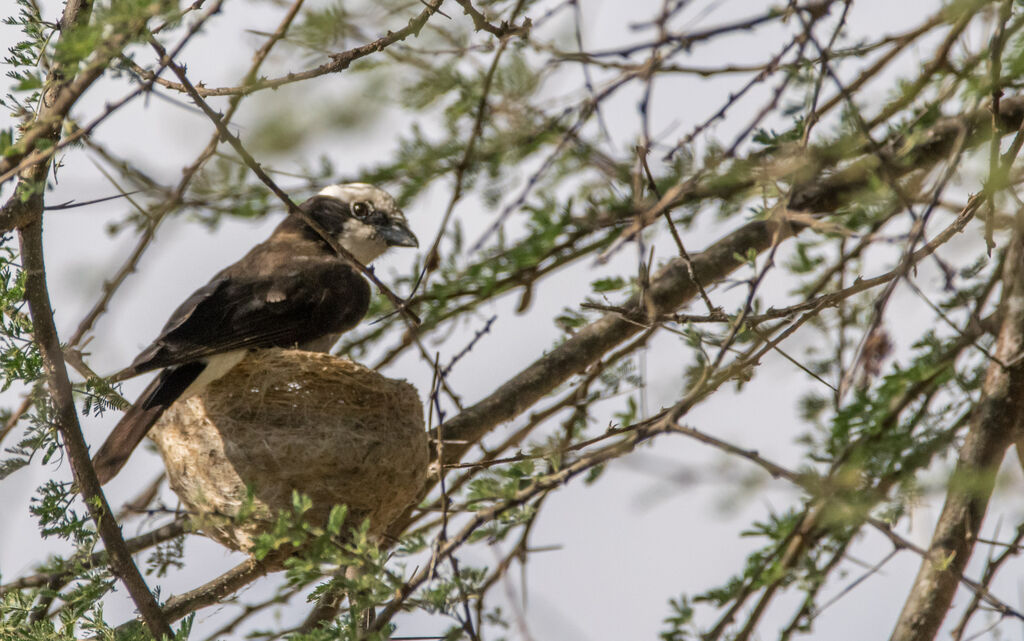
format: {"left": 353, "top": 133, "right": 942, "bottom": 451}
{"left": 91, "top": 182, "right": 418, "bottom": 485}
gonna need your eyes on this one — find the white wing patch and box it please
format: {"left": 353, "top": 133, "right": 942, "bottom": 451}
{"left": 181, "top": 350, "right": 247, "bottom": 399}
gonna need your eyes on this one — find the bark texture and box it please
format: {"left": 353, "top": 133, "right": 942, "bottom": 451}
{"left": 889, "top": 230, "right": 1024, "bottom": 641}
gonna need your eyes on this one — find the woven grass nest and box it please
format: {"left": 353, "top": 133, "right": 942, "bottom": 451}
{"left": 148, "top": 349, "right": 428, "bottom": 554}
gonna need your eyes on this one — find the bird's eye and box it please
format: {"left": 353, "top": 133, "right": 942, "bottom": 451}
{"left": 352, "top": 201, "right": 371, "bottom": 218}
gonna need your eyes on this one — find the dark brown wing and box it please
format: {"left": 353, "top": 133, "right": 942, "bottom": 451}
{"left": 125, "top": 255, "right": 370, "bottom": 375}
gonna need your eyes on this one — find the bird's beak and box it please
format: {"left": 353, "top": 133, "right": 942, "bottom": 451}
{"left": 378, "top": 220, "right": 419, "bottom": 248}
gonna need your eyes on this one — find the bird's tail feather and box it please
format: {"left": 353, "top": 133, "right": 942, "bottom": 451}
{"left": 93, "top": 362, "right": 205, "bottom": 485}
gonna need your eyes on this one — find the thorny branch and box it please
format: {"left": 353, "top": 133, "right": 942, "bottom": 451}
{"left": 8, "top": 2, "right": 1024, "bottom": 640}
{"left": 123, "top": 0, "right": 455, "bottom": 98}
{"left": 150, "top": 37, "right": 422, "bottom": 328}
{"left": 20, "top": 222, "right": 173, "bottom": 639}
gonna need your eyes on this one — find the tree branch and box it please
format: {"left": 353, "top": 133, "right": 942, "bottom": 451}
{"left": 439, "top": 218, "right": 792, "bottom": 462}
{"left": 889, "top": 227, "right": 1024, "bottom": 641}
{"left": 3, "top": 0, "right": 179, "bottom": 636}
{"left": 161, "top": 555, "right": 280, "bottom": 622}
{"left": 149, "top": 37, "right": 421, "bottom": 327}
{"left": 124, "top": 0, "right": 448, "bottom": 98}
{"left": 18, "top": 218, "right": 173, "bottom": 639}
{"left": 0, "top": 518, "right": 188, "bottom": 597}
{"left": 0, "top": 0, "right": 161, "bottom": 186}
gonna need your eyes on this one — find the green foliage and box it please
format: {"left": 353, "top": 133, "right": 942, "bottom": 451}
{"left": 0, "top": 589, "right": 79, "bottom": 641}
{"left": 554, "top": 306, "right": 589, "bottom": 333}
{"left": 1004, "top": 23, "right": 1024, "bottom": 79}
{"left": 1, "top": 0, "right": 48, "bottom": 118}
{"left": 54, "top": 0, "right": 169, "bottom": 69}
{"left": 752, "top": 117, "right": 805, "bottom": 151}
{"left": 466, "top": 459, "right": 536, "bottom": 506}
{"left": 250, "top": 490, "right": 327, "bottom": 561}
{"left": 419, "top": 564, "right": 487, "bottom": 614}
{"left": 660, "top": 594, "right": 696, "bottom": 641}
{"left": 695, "top": 509, "right": 802, "bottom": 607}
{"left": 0, "top": 128, "right": 13, "bottom": 157}
{"left": 251, "top": 75, "right": 391, "bottom": 154}
{"left": 0, "top": 239, "right": 40, "bottom": 390}
{"left": 77, "top": 377, "right": 126, "bottom": 418}
{"left": 785, "top": 241, "right": 825, "bottom": 274}
{"left": 457, "top": 460, "right": 543, "bottom": 543}
{"left": 468, "top": 503, "right": 536, "bottom": 543}
{"left": 184, "top": 157, "right": 277, "bottom": 228}
{"left": 30, "top": 480, "right": 96, "bottom": 547}
{"left": 285, "top": 614, "right": 393, "bottom": 641}
{"left": 798, "top": 392, "right": 829, "bottom": 424}
{"left": 612, "top": 395, "right": 639, "bottom": 427}
{"left": 351, "top": 194, "right": 618, "bottom": 360}
{"left": 591, "top": 275, "right": 628, "bottom": 292}
{"left": 0, "top": 393, "right": 57, "bottom": 479}
{"left": 815, "top": 330, "right": 968, "bottom": 487}
{"left": 288, "top": 0, "right": 354, "bottom": 56}
{"left": 145, "top": 532, "right": 185, "bottom": 578}
{"left": 2, "top": 1, "right": 1020, "bottom": 639}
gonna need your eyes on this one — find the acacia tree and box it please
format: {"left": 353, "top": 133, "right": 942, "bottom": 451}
{"left": 2, "top": 0, "right": 1023, "bottom": 639}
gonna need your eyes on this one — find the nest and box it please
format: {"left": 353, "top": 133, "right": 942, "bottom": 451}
{"left": 149, "top": 349, "right": 428, "bottom": 554}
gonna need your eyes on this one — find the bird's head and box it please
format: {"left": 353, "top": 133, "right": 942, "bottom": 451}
{"left": 297, "top": 182, "right": 418, "bottom": 264}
